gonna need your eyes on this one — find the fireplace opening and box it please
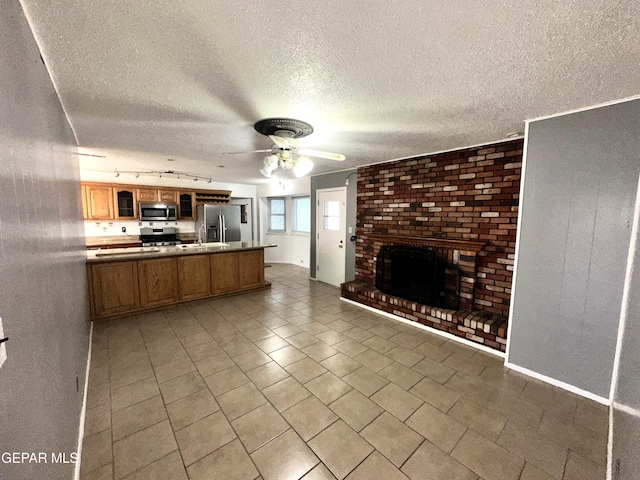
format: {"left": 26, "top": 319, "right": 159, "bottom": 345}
{"left": 375, "top": 245, "right": 458, "bottom": 309}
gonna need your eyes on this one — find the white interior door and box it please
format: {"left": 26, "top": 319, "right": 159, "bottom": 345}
{"left": 316, "top": 187, "right": 346, "bottom": 287}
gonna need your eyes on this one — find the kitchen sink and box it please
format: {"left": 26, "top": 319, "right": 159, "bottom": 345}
{"left": 178, "top": 242, "right": 228, "bottom": 249}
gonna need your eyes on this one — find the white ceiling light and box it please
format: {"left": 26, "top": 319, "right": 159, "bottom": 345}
{"left": 293, "top": 157, "right": 314, "bottom": 178}
{"left": 259, "top": 151, "right": 314, "bottom": 178}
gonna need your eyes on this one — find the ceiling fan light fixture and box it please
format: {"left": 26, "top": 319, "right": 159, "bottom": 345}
{"left": 266, "top": 154, "right": 278, "bottom": 166}
{"left": 293, "top": 157, "right": 314, "bottom": 178}
{"left": 259, "top": 167, "right": 272, "bottom": 178}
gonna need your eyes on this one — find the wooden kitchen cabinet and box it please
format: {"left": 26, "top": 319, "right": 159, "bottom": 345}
{"left": 136, "top": 187, "right": 158, "bottom": 203}
{"left": 211, "top": 252, "right": 240, "bottom": 294}
{"left": 177, "top": 255, "right": 211, "bottom": 300}
{"left": 239, "top": 249, "right": 264, "bottom": 289}
{"left": 85, "top": 184, "right": 114, "bottom": 220}
{"left": 87, "top": 248, "right": 270, "bottom": 320}
{"left": 137, "top": 257, "right": 178, "bottom": 308}
{"left": 113, "top": 186, "right": 137, "bottom": 219}
{"left": 179, "top": 192, "right": 196, "bottom": 219}
{"left": 158, "top": 189, "right": 178, "bottom": 203}
{"left": 88, "top": 261, "right": 139, "bottom": 317}
{"left": 81, "top": 185, "right": 88, "bottom": 219}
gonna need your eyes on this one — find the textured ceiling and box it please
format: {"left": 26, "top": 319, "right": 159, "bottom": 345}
{"left": 20, "top": 0, "right": 640, "bottom": 184}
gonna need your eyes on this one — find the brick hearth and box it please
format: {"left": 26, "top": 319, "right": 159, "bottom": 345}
{"left": 341, "top": 281, "right": 508, "bottom": 351}
{"left": 342, "top": 139, "right": 523, "bottom": 352}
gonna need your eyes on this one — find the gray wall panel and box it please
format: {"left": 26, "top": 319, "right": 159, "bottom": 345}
{"left": 508, "top": 99, "right": 640, "bottom": 398}
{"left": 0, "top": 1, "right": 90, "bottom": 478}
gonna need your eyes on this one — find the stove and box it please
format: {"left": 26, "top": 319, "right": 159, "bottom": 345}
{"left": 139, "top": 227, "right": 181, "bottom": 247}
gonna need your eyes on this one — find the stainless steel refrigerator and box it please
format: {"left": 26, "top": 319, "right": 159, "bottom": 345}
{"left": 195, "top": 204, "right": 242, "bottom": 242}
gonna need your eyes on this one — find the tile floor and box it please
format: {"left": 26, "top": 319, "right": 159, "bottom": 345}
{"left": 81, "top": 264, "right": 608, "bottom": 480}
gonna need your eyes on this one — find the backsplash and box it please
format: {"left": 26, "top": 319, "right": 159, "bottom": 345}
{"left": 84, "top": 219, "right": 196, "bottom": 237}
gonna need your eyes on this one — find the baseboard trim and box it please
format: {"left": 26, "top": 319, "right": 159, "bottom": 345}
{"left": 504, "top": 360, "right": 611, "bottom": 406}
{"left": 74, "top": 321, "right": 93, "bottom": 480}
{"left": 340, "top": 297, "right": 505, "bottom": 359}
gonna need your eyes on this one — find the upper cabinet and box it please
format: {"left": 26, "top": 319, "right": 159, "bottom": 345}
{"left": 159, "top": 189, "right": 178, "bottom": 203}
{"left": 195, "top": 191, "right": 231, "bottom": 204}
{"left": 81, "top": 185, "right": 88, "bottom": 219}
{"left": 179, "top": 192, "right": 196, "bottom": 220}
{"left": 81, "top": 182, "right": 231, "bottom": 220}
{"left": 136, "top": 188, "right": 158, "bottom": 203}
{"left": 85, "top": 184, "right": 114, "bottom": 220}
{"left": 113, "top": 186, "right": 137, "bottom": 219}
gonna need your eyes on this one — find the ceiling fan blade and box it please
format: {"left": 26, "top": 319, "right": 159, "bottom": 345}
{"left": 269, "top": 135, "right": 298, "bottom": 149}
{"left": 298, "top": 149, "right": 346, "bottom": 161}
{"left": 269, "top": 135, "right": 288, "bottom": 148}
{"left": 222, "top": 149, "right": 272, "bottom": 155}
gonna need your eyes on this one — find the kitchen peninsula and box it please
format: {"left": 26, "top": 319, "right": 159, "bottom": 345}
{"left": 86, "top": 241, "right": 275, "bottom": 320}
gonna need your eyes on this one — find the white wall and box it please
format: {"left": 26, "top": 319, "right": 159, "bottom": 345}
{"left": 257, "top": 177, "right": 311, "bottom": 269}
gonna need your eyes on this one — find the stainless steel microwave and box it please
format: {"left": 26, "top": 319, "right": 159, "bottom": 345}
{"left": 139, "top": 202, "right": 178, "bottom": 221}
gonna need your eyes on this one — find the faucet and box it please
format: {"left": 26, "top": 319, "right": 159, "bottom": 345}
{"left": 198, "top": 224, "right": 206, "bottom": 246}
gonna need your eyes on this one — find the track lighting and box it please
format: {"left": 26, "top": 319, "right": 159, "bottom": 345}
{"left": 109, "top": 169, "right": 213, "bottom": 183}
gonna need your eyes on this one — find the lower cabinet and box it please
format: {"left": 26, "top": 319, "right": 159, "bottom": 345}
{"left": 88, "top": 249, "right": 268, "bottom": 320}
{"left": 239, "top": 249, "right": 264, "bottom": 289}
{"left": 211, "top": 252, "right": 240, "bottom": 294}
{"left": 178, "top": 254, "right": 211, "bottom": 300}
{"left": 138, "top": 257, "right": 178, "bottom": 308}
{"left": 89, "top": 261, "right": 139, "bottom": 317}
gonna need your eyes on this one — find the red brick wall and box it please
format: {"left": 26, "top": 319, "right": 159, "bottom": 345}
{"left": 355, "top": 140, "right": 523, "bottom": 316}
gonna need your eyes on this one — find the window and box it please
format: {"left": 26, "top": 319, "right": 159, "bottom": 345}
{"left": 323, "top": 200, "right": 340, "bottom": 230}
{"left": 268, "top": 197, "right": 286, "bottom": 232}
{"left": 292, "top": 196, "right": 310, "bottom": 233}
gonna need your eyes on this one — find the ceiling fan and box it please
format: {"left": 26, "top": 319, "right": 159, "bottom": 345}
{"left": 224, "top": 118, "right": 346, "bottom": 178}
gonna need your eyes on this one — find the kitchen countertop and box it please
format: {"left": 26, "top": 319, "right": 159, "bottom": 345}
{"left": 85, "top": 232, "right": 199, "bottom": 248}
{"left": 86, "top": 241, "right": 276, "bottom": 263}
{"left": 85, "top": 236, "right": 143, "bottom": 248}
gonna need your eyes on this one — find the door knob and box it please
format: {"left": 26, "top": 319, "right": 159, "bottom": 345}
{"left": 339, "top": 244, "right": 344, "bottom": 248}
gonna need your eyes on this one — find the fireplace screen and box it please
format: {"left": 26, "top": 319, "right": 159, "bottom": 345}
{"left": 376, "top": 245, "right": 454, "bottom": 308}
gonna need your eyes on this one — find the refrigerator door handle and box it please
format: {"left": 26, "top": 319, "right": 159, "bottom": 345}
{"left": 219, "top": 214, "right": 225, "bottom": 242}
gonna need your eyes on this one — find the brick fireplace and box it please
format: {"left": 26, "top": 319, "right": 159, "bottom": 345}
{"left": 341, "top": 140, "right": 523, "bottom": 352}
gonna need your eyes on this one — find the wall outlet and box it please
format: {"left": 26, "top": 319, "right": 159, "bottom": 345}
{"left": 0, "top": 317, "right": 7, "bottom": 370}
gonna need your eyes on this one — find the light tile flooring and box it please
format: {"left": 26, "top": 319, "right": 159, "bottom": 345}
{"left": 81, "top": 264, "right": 608, "bottom": 480}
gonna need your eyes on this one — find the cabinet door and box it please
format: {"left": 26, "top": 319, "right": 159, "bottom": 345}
{"left": 90, "top": 261, "right": 139, "bottom": 317}
{"left": 178, "top": 192, "right": 196, "bottom": 219}
{"left": 81, "top": 185, "right": 88, "bottom": 219}
{"left": 238, "top": 250, "right": 264, "bottom": 289}
{"left": 86, "top": 185, "right": 114, "bottom": 219}
{"left": 177, "top": 255, "right": 211, "bottom": 300}
{"left": 211, "top": 252, "right": 240, "bottom": 294}
{"left": 113, "top": 187, "right": 137, "bottom": 219}
{"left": 138, "top": 257, "right": 178, "bottom": 308}
{"left": 137, "top": 188, "right": 158, "bottom": 203}
{"left": 159, "top": 189, "right": 178, "bottom": 203}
